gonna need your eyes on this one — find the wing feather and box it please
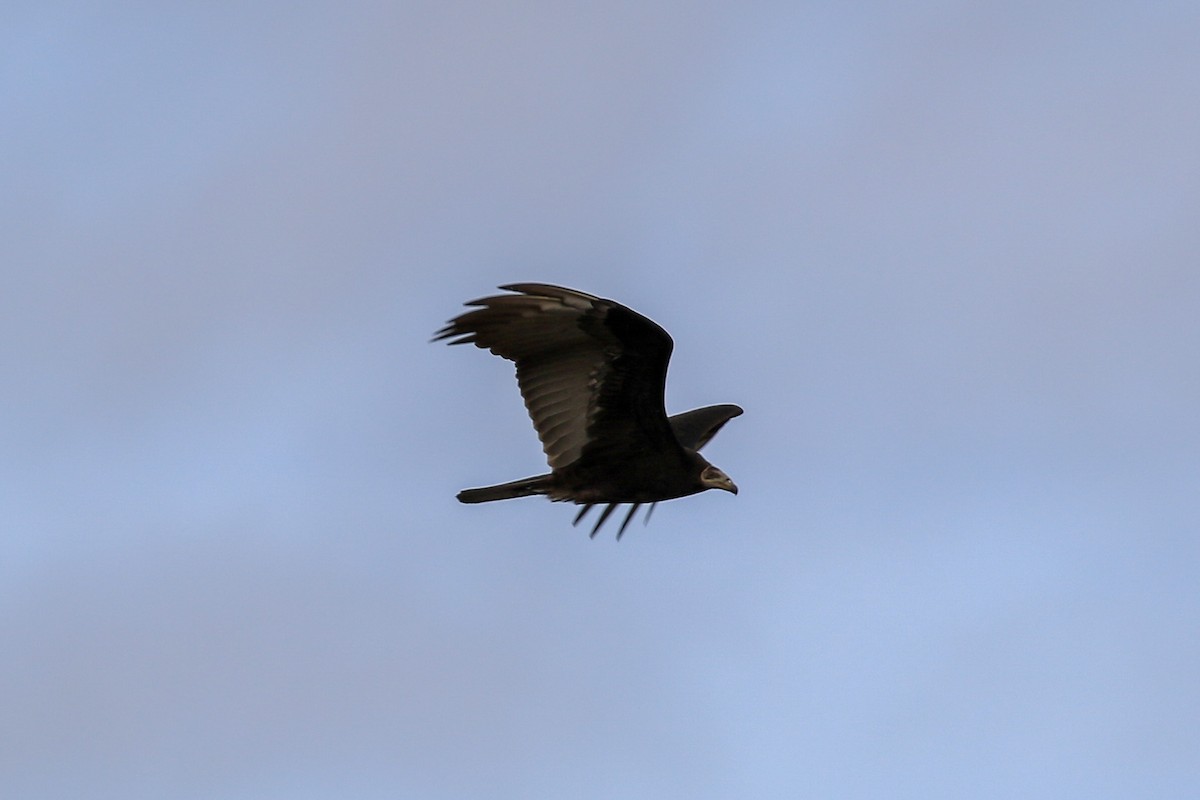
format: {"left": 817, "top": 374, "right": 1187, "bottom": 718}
{"left": 434, "top": 284, "right": 679, "bottom": 471}
{"left": 668, "top": 404, "right": 744, "bottom": 451}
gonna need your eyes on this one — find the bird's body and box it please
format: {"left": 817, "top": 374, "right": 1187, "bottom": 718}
{"left": 435, "top": 283, "right": 741, "bottom": 538}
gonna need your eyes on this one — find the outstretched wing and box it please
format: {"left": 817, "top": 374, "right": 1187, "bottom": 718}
{"left": 433, "top": 283, "right": 679, "bottom": 471}
{"left": 668, "top": 404, "right": 744, "bottom": 451}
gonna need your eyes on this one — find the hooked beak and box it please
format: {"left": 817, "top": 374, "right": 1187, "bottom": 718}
{"left": 703, "top": 467, "right": 738, "bottom": 495}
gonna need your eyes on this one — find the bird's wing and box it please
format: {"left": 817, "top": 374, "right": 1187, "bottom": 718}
{"left": 668, "top": 404, "right": 744, "bottom": 451}
{"left": 434, "top": 283, "right": 678, "bottom": 470}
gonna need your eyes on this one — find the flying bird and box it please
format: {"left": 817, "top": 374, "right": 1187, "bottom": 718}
{"left": 434, "top": 283, "right": 742, "bottom": 539}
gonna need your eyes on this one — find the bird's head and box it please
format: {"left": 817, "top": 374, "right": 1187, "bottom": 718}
{"left": 700, "top": 464, "right": 738, "bottom": 495}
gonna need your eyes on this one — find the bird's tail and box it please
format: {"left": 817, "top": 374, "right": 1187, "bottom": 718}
{"left": 456, "top": 474, "right": 551, "bottom": 504}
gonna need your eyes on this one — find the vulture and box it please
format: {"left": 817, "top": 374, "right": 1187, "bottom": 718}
{"left": 434, "top": 283, "right": 742, "bottom": 539}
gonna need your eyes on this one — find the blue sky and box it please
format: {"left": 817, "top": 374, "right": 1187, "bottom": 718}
{"left": 4, "top": 3, "right": 1198, "bottom": 798}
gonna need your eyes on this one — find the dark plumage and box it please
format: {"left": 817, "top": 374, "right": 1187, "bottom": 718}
{"left": 434, "top": 283, "right": 741, "bottom": 539}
